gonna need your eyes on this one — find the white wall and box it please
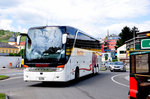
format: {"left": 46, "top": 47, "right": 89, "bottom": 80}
{"left": 0, "top": 56, "right": 22, "bottom": 68}
{"left": 117, "top": 44, "right": 126, "bottom": 61}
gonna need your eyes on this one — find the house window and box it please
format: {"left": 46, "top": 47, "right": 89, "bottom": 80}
{"left": 120, "top": 51, "right": 126, "bottom": 54}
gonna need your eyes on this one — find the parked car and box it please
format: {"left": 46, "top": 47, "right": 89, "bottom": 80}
{"left": 109, "top": 62, "right": 126, "bottom": 72}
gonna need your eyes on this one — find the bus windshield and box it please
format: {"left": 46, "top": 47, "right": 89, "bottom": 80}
{"left": 25, "top": 27, "right": 66, "bottom": 63}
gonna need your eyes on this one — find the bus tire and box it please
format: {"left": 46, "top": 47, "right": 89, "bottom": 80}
{"left": 75, "top": 67, "right": 79, "bottom": 81}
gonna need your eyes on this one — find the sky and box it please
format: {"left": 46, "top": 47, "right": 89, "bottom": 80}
{"left": 0, "top": 0, "right": 150, "bottom": 38}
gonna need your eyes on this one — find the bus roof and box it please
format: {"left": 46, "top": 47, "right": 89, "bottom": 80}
{"left": 28, "top": 26, "right": 100, "bottom": 42}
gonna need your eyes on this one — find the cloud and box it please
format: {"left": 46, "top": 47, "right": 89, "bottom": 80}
{"left": 103, "top": 0, "right": 150, "bottom": 19}
{"left": 137, "top": 21, "right": 150, "bottom": 32}
{"left": 100, "top": 21, "right": 150, "bottom": 36}
{"left": 0, "top": 0, "right": 150, "bottom": 38}
{"left": 0, "top": 19, "right": 14, "bottom": 30}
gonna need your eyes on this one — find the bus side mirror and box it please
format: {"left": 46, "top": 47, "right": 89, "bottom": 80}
{"left": 17, "top": 35, "right": 21, "bottom": 45}
{"left": 62, "top": 34, "right": 67, "bottom": 44}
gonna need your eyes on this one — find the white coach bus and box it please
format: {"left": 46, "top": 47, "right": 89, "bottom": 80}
{"left": 17, "top": 26, "right": 102, "bottom": 82}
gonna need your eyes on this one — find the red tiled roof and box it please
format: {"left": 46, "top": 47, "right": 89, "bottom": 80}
{"left": 14, "top": 41, "right": 25, "bottom": 46}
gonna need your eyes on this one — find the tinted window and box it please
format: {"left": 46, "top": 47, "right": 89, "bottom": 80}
{"left": 75, "top": 32, "right": 101, "bottom": 49}
{"left": 120, "top": 51, "right": 126, "bottom": 54}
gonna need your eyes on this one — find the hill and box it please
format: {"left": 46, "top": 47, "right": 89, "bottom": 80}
{"left": 0, "top": 29, "right": 26, "bottom": 43}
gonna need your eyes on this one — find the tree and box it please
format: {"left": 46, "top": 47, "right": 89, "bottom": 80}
{"left": 0, "top": 30, "right": 5, "bottom": 35}
{"left": 18, "top": 49, "right": 24, "bottom": 58}
{"left": 116, "top": 26, "right": 139, "bottom": 47}
{"left": 105, "top": 54, "right": 108, "bottom": 61}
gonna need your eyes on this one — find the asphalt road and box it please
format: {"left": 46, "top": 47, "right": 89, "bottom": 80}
{"left": 0, "top": 70, "right": 129, "bottom": 99}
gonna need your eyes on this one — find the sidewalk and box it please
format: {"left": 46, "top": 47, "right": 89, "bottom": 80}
{"left": 0, "top": 68, "right": 23, "bottom": 77}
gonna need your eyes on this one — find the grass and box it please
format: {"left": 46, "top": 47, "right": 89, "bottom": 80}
{"left": 0, "top": 93, "right": 5, "bottom": 99}
{"left": 0, "top": 75, "right": 8, "bottom": 80}
{"left": 100, "top": 67, "right": 106, "bottom": 71}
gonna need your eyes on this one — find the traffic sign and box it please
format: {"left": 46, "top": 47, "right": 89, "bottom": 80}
{"left": 141, "top": 39, "right": 150, "bottom": 49}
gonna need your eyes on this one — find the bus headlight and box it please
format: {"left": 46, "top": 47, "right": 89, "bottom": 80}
{"left": 56, "top": 68, "right": 64, "bottom": 72}
{"left": 56, "top": 65, "right": 65, "bottom": 72}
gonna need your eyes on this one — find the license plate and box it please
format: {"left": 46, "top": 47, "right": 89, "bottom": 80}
{"left": 39, "top": 77, "right": 45, "bottom": 80}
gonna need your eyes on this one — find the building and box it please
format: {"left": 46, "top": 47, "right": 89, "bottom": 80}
{"left": 8, "top": 33, "right": 25, "bottom": 51}
{"left": 8, "top": 33, "right": 17, "bottom": 45}
{"left": 14, "top": 41, "right": 25, "bottom": 51}
{"left": 117, "top": 44, "right": 127, "bottom": 61}
{"left": 125, "top": 30, "right": 150, "bottom": 69}
{"left": 126, "top": 30, "right": 150, "bottom": 51}
{"left": 101, "top": 34, "right": 120, "bottom": 52}
{"left": 101, "top": 34, "right": 120, "bottom": 59}
{"left": 0, "top": 42, "right": 19, "bottom": 55}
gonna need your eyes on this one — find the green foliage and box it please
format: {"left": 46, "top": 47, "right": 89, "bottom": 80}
{"left": 0, "top": 93, "right": 5, "bottom": 99}
{"left": 9, "top": 49, "right": 24, "bottom": 57}
{"left": 0, "top": 30, "right": 5, "bottom": 35}
{"left": 18, "top": 49, "right": 25, "bottom": 58}
{"left": 112, "top": 56, "right": 118, "bottom": 62}
{"left": 100, "top": 67, "right": 106, "bottom": 71}
{"left": 116, "top": 26, "right": 139, "bottom": 47}
{"left": 9, "top": 53, "right": 20, "bottom": 56}
{"left": 21, "top": 36, "right": 26, "bottom": 42}
{"left": 112, "top": 59, "right": 118, "bottom": 62}
{"left": 105, "top": 54, "right": 108, "bottom": 61}
{"left": 0, "top": 29, "right": 25, "bottom": 43}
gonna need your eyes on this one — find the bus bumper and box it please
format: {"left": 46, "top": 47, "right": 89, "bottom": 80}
{"left": 24, "top": 70, "right": 68, "bottom": 82}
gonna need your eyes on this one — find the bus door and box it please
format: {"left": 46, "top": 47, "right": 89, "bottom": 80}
{"left": 92, "top": 52, "right": 97, "bottom": 73}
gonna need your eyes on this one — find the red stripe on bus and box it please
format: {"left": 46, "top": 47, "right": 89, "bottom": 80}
{"left": 80, "top": 64, "right": 93, "bottom": 71}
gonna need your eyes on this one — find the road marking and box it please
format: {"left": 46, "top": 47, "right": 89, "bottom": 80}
{"left": 111, "top": 73, "right": 129, "bottom": 88}
{"left": 125, "top": 75, "right": 129, "bottom": 81}
{"left": 0, "top": 76, "right": 23, "bottom": 82}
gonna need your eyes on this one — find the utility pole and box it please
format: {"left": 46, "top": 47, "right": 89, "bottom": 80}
{"left": 132, "top": 27, "right": 137, "bottom": 50}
